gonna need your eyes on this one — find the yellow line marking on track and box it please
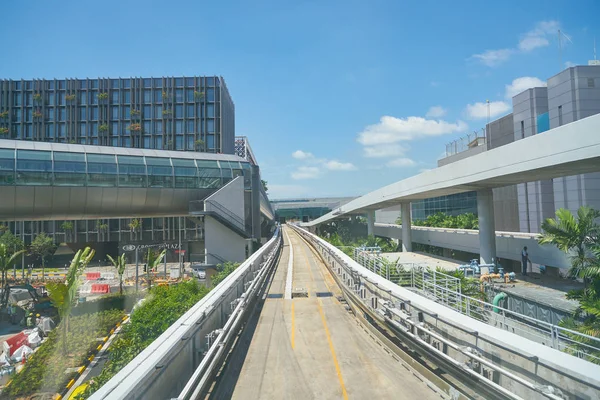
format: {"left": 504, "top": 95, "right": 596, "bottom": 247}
{"left": 291, "top": 301, "right": 295, "bottom": 350}
{"left": 317, "top": 297, "right": 349, "bottom": 400}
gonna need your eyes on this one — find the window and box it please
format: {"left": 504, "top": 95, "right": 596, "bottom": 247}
{"left": 90, "top": 107, "right": 98, "bottom": 120}
{"left": 588, "top": 78, "right": 595, "bottom": 88}
{"left": 175, "top": 105, "right": 183, "bottom": 118}
{"left": 186, "top": 104, "right": 194, "bottom": 118}
{"left": 173, "top": 158, "right": 197, "bottom": 188}
{"left": 90, "top": 80, "right": 98, "bottom": 89}
{"left": 45, "top": 124, "right": 54, "bottom": 138}
{"left": 87, "top": 154, "right": 118, "bottom": 187}
{"left": 90, "top": 91, "right": 98, "bottom": 105}
{"left": 206, "top": 134, "right": 215, "bottom": 149}
{"left": 175, "top": 78, "right": 184, "bottom": 87}
{"left": 46, "top": 108, "right": 55, "bottom": 121}
{"left": 197, "top": 160, "right": 220, "bottom": 187}
{"left": 153, "top": 78, "right": 162, "bottom": 88}
{"left": 110, "top": 122, "right": 118, "bottom": 135}
{"left": 24, "top": 124, "right": 32, "bottom": 138}
{"left": 520, "top": 120, "right": 524, "bottom": 139}
{"left": 78, "top": 91, "right": 86, "bottom": 105}
{"left": 143, "top": 105, "right": 151, "bottom": 118}
{"left": 58, "top": 92, "right": 65, "bottom": 105}
{"left": 186, "top": 89, "right": 194, "bottom": 102}
{"left": 186, "top": 135, "right": 194, "bottom": 150}
{"left": 176, "top": 89, "right": 184, "bottom": 102}
{"left": 48, "top": 81, "right": 55, "bottom": 90}
{"left": 154, "top": 90, "right": 162, "bottom": 102}
{"left": 154, "top": 121, "right": 163, "bottom": 134}
{"left": 79, "top": 80, "right": 87, "bottom": 89}
{"left": 185, "top": 77, "right": 194, "bottom": 87}
{"left": 146, "top": 157, "right": 173, "bottom": 187}
{"left": 143, "top": 78, "right": 151, "bottom": 88}
{"left": 186, "top": 120, "right": 194, "bottom": 133}
{"left": 121, "top": 137, "right": 131, "bottom": 147}
{"left": 14, "top": 81, "right": 22, "bottom": 90}
{"left": 110, "top": 106, "right": 119, "bottom": 119}
{"left": 111, "top": 91, "right": 119, "bottom": 104}
{"left": 206, "top": 77, "right": 215, "bottom": 86}
{"left": 79, "top": 107, "right": 86, "bottom": 120}
{"left": 79, "top": 123, "right": 87, "bottom": 137}
{"left": 117, "top": 155, "right": 146, "bottom": 187}
{"left": 25, "top": 92, "right": 32, "bottom": 106}
{"left": 58, "top": 80, "right": 66, "bottom": 89}
{"left": 111, "top": 79, "right": 119, "bottom": 89}
{"left": 54, "top": 152, "right": 86, "bottom": 186}
{"left": 154, "top": 136, "right": 162, "bottom": 149}
{"left": 143, "top": 136, "right": 150, "bottom": 148}
{"left": 13, "top": 92, "right": 22, "bottom": 106}
{"left": 16, "top": 150, "right": 52, "bottom": 185}
{"left": 122, "top": 79, "right": 131, "bottom": 89}
{"left": 143, "top": 121, "right": 151, "bottom": 134}
{"left": 206, "top": 88, "right": 215, "bottom": 102}
{"left": 175, "top": 136, "right": 184, "bottom": 150}
{"left": 558, "top": 105, "right": 563, "bottom": 126}
{"left": 25, "top": 108, "right": 32, "bottom": 122}
{"left": 175, "top": 120, "right": 183, "bottom": 134}
{"left": 122, "top": 91, "right": 130, "bottom": 104}
{"left": 207, "top": 119, "right": 215, "bottom": 133}
{"left": 90, "top": 122, "right": 98, "bottom": 137}
{"left": 13, "top": 109, "right": 21, "bottom": 122}
{"left": 58, "top": 123, "right": 66, "bottom": 137}
{"left": 154, "top": 105, "right": 163, "bottom": 117}
{"left": 122, "top": 106, "right": 130, "bottom": 119}
{"left": 0, "top": 149, "right": 15, "bottom": 185}
{"left": 206, "top": 104, "right": 214, "bottom": 118}
{"left": 143, "top": 90, "right": 152, "bottom": 103}
{"left": 58, "top": 107, "right": 66, "bottom": 121}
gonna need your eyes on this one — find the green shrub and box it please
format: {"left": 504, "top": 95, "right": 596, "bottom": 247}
{"left": 211, "top": 262, "right": 240, "bottom": 287}
{"left": 4, "top": 310, "right": 123, "bottom": 398}
{"left": 71, "top": 293, "right": 142, "bottom": 317}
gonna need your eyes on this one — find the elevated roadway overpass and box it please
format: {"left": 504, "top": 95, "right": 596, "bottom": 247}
{"left": 304, "top": 114, "right": 600, "bottom": 264}
{"left": 89, "top": 225, "right": 600, "bottom": 400}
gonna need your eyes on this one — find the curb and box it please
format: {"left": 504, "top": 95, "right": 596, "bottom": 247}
{"left": 56, "top": 314, "right": 129, "bottom": 400}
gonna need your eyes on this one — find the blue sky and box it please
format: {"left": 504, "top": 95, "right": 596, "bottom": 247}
{"left": 1, "top": 0, "right": 599, "bottom": 199}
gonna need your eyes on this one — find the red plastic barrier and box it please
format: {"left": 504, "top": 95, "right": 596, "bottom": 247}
{"left": 86, "top": 272, "right": 101, "bottom": 280}
{"left": 91, "top": 284, "right": 110, "bottom": 294}
{"left": 4, "top": 332, "right": 28, "bottom": 356}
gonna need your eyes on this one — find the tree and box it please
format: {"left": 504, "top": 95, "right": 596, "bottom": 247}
{"left": 0, "top": 244, "right": 26, "bottom": 286}
{"left": 107, "top": 253, "right": 127, "bottom": 295}
{"left": 261, "top": 179, "right": 268, "bottom": 193}
{"left": 60, "top": 221, "right": 74, "bottom": 242}
{"left": 129, "top": 218, "right": 141, "bottom": 241}
{"left": 145, "top": 248, "right": 166, "bottom": 289}
{"left": 46, "top": 247, "right": 95, "bottom": 355}
{"left": 195, "top": 139, "right": 205, "bottom": 152}
{"left": 29, "top": 232, "right": 55, "bottom": 281}
{"left": 0, "top": 231, "right": 25, "bottom": 252}
{"left": 538, "top": 206, "right": 600, "bottom": 280}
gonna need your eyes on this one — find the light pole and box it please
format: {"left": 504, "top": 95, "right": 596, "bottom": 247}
{"left": 135, "top": 247, "right": 139, "bottom": 292}
{"left": 178, "top": 216, "right": 183, "bottom": 277}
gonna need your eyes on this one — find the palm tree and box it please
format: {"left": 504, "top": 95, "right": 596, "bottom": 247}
{"left": 0, "top": 244, "right": 26, "bottom": 286}
{"left": 146, "top": 248, "right": 166, "bottom": 289}
{"left": 538, "top": 206, "right": 600, "bottom": 280}
{"left": 129, "top": 218, "right": 141, "bottom": 241}
{"left": 46, "top": 247, "right": 95, "bottom": 355}
{"left": 107, "top": 253, "right": 127, "bottom": 295}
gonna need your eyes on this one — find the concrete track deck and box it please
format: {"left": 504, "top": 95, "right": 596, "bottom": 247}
{"left": 213, "top": 226, "right": 441, "bottom": 400}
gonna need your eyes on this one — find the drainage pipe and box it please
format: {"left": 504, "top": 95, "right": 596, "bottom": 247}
{"left": 492, "top": 292, "right": 507, "bottom": 313}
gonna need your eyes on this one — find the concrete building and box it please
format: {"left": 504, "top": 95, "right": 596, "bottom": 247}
{"left": 0, "top": 76, "right": 274, "bottom": 268}
{"left": 426, "top": 65, "right": 600, "bottom": 234}
{"left": 271, "top": 197, "right": 356, "bottom": 223}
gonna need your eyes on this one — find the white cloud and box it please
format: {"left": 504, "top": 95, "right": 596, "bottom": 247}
{"left": 471, "top": 49, "right": 513, "bottom": 67}
{"left": 324, "top": 160, "right": 356, "bottom": 171}
{"left": 291, "top": 166, "right": 320, "bottom": 180}
{"left": 387, "top": 158, "right": 416, "bottom": 168}
{"left": 363, "top": 144, "right": 407, "bottom": 158}
{"left": 357, "top": 116, "right": 468, "bottom": 146}
{"left": 504, "top": 76, "right": 547, "bottom": 99}
{"left": 426, "top": 106, "right": 447, "bottom": 118}
{"left": 292, "top": 150, "right": 314, "bottom": 160}
{"left": 464, "top": 101, "right": 511, "bottom": 120}
{"left": 519, "top": 20, "right": 560, "bottom": 52}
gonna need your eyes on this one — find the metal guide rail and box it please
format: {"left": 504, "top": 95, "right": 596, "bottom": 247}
{"left": 90, "top": 226, "right": 282, "bottom": 400}
{"left": 290, "top": 224, "right": 600, "bottom": 400}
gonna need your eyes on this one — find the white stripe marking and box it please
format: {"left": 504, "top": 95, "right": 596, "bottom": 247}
{"left": 283, "top": 227, "right": 294, "bottom": 299}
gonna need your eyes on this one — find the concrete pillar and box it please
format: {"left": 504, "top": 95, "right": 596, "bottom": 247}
{"left": 366, "top": 210, "right": 375, "bottom": 236}
{"left": 251, "top": 165, "right": 261, "bottom": 242}
{"left": 477, "top": 188, "right": 497, "bottom": 265}
{"left": 401, "top": 202, "right": 412, "bottom": 252}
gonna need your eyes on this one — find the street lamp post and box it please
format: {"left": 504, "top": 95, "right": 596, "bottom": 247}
{"left": 135, "top": 247, "right": 139, "bottom": 292}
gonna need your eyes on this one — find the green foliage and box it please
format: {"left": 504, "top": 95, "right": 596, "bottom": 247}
{"left": 29, "top": 232, "right": 56, "bottom": 269}
{"left": 4, "top": 310, "right": 123, "bottom": 398}
{"left": 322, "top": 233, "right": 398, "bottom": 257}
{"left": 212, "top": 262, "right": 241, "bottom": 287}
{"left": 107, "top": 253, "right": 128, "bottom": 294}
{"left": 83, "top": 281, "right": 210, "bottom": 398}
{"left": 261, "top": 179, "right": 268, "bottom": 193}
{"left": 0, "top": 243, "right": 26, "bottom": 285}
{"left": 0, "top": 230, "right": 25, "bottom": 252}
{"left": 61, "top": 221, "right": 74, "bottom": 232}
{"left": 145, "top": 248, "right": 166, "bottom": 288}
{"left": 71, "top": 293, "right": 142, "bottom": 317}
{"left": 412, "top": 212, "right": 479, "bottom": 230}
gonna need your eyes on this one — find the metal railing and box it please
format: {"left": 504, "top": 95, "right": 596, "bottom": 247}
{"left": 351, "top": 245, "right": 600, "bottom": 364}
{"left": 292, "top": 225, "right": 600, "bottom": 399}
{"left": 445, "top": 129, "right": 486, "bottom": 157}
{"left": 189, "top": 199, "right": 250, "bottom": 234}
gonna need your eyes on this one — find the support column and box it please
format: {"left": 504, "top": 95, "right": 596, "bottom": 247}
{"left": 251, "top": 165, "right": 261, "bottom": 242}
{"left": 401, "top": 202, "right": 412, "bottom": 252}
{"left": 366, "top": 210, "right": 375, "bottom": 236}
{"left": 477, "top": 188, "right": 497, "bottom": 265}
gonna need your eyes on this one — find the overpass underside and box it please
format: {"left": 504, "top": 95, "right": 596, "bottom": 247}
{"left": 210, "top": 227, "right": 441, "bottom": 399}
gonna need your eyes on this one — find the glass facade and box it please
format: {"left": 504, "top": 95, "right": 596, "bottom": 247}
{"left": 0, "top": 148, "right": 249, "bottom": 190}
{"left": 0, "top": 76, "right": 233, "bottom": 154}
{"left": 411, "top": 192, "right": 478, "bottom": 221}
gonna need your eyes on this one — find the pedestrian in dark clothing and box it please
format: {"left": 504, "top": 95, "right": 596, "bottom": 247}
{"left": 521, "top": 246, "right": 532, "bottom": 276}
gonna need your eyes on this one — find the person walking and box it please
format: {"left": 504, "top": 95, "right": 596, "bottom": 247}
{"left": 521, "top": 246, "right": 532, "bottom": 276}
